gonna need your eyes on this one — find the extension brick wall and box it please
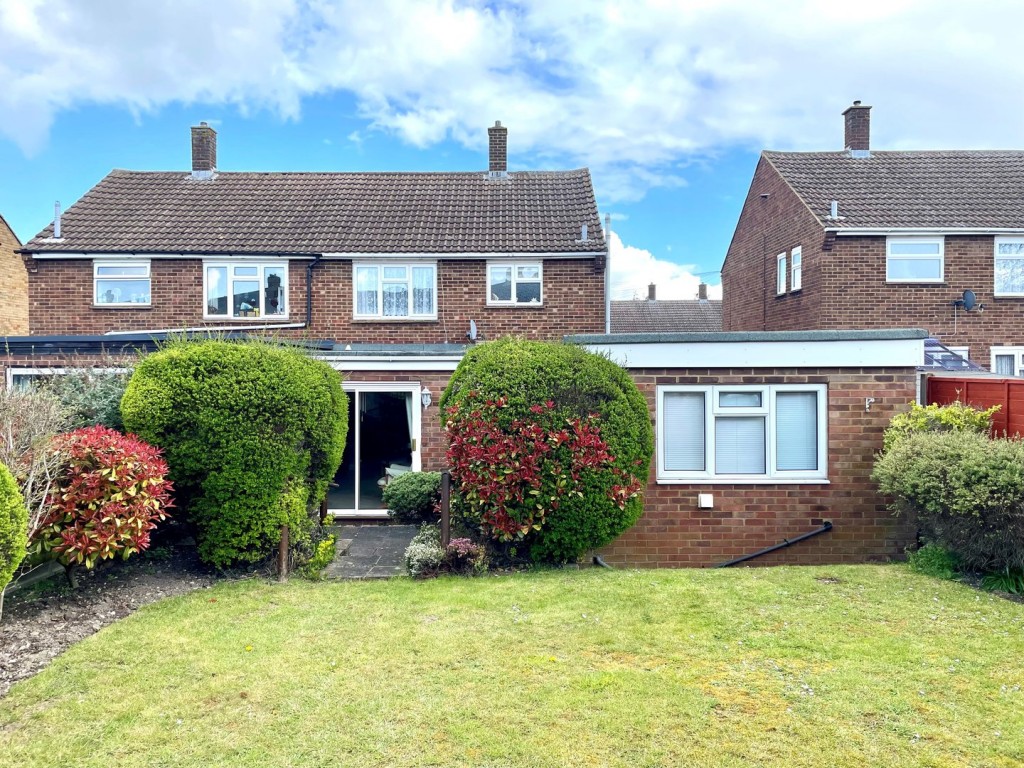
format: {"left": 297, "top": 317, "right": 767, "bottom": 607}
{"left": 0, "top": 217, "right": 28, "bottom": 335}
{"left": 596, "top": 366, "right": 917, "bottom": 568}
{"left": 24, "top": 257, "right": 605, "bottom": 341}
{"left": 722, "top": 158, "right": 1024, "bottom": 365}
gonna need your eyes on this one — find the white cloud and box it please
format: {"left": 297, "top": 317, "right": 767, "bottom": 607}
{"left": 608, "top": 232, "right": 721, "bottom": 301}
{"left": 4, "top": 1, "right": 1024, "bottom": 199}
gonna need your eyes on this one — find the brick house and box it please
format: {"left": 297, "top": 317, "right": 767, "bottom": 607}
{"left": 0, "top": 213, "right": 28, "bottom": 335}
{"left": 722, "top": 101, "right": 1024, "bottom": 374}
{"left": 611, "top": 283, "right": 722, "bottom": 333}
{"left": 4, "top": 121, "right": 926, "bottom": 566}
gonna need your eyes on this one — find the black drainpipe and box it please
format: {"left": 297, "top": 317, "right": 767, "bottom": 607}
{"left": 306, "top": 255, "right": 323, "bottom": 329}
{"left": 714, "top": 521, "right": 833, "bottom": 568}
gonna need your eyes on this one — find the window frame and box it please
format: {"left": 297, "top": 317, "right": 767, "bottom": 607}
{"left": 656, "top": 383, "right": 828, "bottom": 484}
{"left": 994, "top": 236, "right": 1024, "bottom": 297}
{"left": 93, "top": 260, "right": 152, "bottom": 307}
{"left": 352, "top": 261, "right": 438, "bottom": 321}
{"left": 790, "top": 246, "right": 802, "bottom": 291}
{"left": 203, "top": 261, "right": 289, "bottom": 320}
{"left": 991, "top": 346, "right": 1024, "bottom": 377}
{"left": 885, "top": 236, "right": 945, "bottom": 284}
{"left": 486, "top": 261, "right": 544, "bottom": 307}
{"left": 776, "top": 253, "right": 786, "bottom": 295}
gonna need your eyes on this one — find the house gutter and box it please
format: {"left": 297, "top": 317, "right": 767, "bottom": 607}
{"left": 713, "top": 521, "right": 833, "bottom": 568}
{"left": 105, "top": 323, "right": 306, "bottom": 336}
{"left": 829, "top": 227, "right": 1024, "bottom": 236}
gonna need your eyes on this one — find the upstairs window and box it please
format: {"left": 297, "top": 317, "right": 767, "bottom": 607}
{"left": 790, "top": 246, "right": 802, "bottom": 291}
{"left": 488, "top": 262, "right": 543, "bottom": 305}
{"left": 205, "top": 263, "right": 287, "bottom": 318}
{"left": 94, "top": 261, "right": 151, "bottom": 306}
{"left": 992, "top": 347, "right": 1024, "bottom": 377}
{"left": 354, "top": 263, "right": 436, "bottom": 319}
{"left": 776, "top": 253, "right": 786, "bottom": 294}
{"left": 886, "top": 237, "right": 944, "bottom": 283}
{"left": 658, "top": 384, "right": 827, "bottom": 482}
{"left": 994, "top": 237, "right": 1024, "bottom": 296}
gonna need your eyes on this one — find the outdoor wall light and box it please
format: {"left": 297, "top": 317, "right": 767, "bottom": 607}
{"left": 420, "top": 387, "right": 432, "bottom": 409}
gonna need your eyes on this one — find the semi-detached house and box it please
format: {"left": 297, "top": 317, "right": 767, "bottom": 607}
{"left": 4, "top": 121, "right": 925, "bottom": 567}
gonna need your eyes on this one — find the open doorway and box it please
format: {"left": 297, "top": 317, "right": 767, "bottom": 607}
{"left": 328, "top": 384, "right": 421, "bottom": 517}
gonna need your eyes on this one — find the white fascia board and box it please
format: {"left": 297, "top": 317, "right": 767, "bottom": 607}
{"left": 28, "top": 252, "right": 316, "bottom": 260}
{"left": 320, "top": 251, "right": 604, "bottom": 260}
{"left": 830, "top": 227, "right": 1024, "bottom": 236}
{"left": 318, "top": 355, "right": 463, "bottom": 372}
{"left": 583, "top": 338, "right": 924, "bottom": 369}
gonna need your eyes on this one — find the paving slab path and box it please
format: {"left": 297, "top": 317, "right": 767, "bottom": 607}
{"left": 323, "top": 524, "right": 416, "bottom": 580}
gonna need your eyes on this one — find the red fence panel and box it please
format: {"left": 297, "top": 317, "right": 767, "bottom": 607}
{"left": 924, "top": 376, "right": 1024, "bottom": 437}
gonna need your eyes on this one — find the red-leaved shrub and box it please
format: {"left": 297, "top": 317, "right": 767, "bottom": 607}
{"left": 32, "top": 426, "right": 173, "bottom": 569}
{"left": 445, "top": 396, "right": 642, "bottom": 541}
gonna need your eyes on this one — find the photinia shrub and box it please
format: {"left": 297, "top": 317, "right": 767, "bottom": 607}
{"left": 32, "top": 426, "right": 173, "bottom": 570}
{"left": 445, "top": 394, "right": 642, "bottom": 549}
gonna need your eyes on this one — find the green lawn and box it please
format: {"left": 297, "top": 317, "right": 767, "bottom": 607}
{"left": 1, "top": 566, "right": 1022, "bottom": 767}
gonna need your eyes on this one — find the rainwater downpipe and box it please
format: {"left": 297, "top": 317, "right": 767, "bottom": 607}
{"left": 306, "top": 254, "right": 324, "bottom": 329}
{"left": 714, "top": 521, "right": 833, "bottom": 568}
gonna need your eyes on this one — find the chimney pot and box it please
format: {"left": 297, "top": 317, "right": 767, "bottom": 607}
{"left": 648, "top": 283, "right": 656, "bottom": 301}
{"left": 842, "top": 101, "right": 871, "bottom": 155}
{"left": 191, "top": 122, "right": 217, "bottom": 177}
{"left": 698, "top": 283, "right": 708, "bottom": 301}
{"left": 488, "top": 120, "right": 508, "bottom": 173}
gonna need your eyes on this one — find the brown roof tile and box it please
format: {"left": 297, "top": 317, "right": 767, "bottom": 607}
{"left": 26, "top": 169, "right": 604, "bottom": 254}
{"left": 764, "top": 150, "right": 1024, "bottom": 229}
{"left": 611, "top": 300, "right": 723, "bottom": 334}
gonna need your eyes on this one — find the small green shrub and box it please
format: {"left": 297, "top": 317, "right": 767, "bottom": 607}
{"left": 873, "top": 430, "right": 1024, "bottom": 573}
{"left": 440, "top": 337, "right": 652, "bottom": 563}
{"left": 981, "top": 568, "right": 1024, "bottom": 595}
{"left": 0, "top": 461, "right": 29, "bottom": 600}
{"left": 906, "top": 543, "right": 958, "bottom": 580}
{"left": 382, "top": 471, "right": 441, "bottom": 524}
{"left": 121, "top": 340, "right": 348, "bottom": 567}
{"left": 300, "top": 535, "right": 337, "bottom": 580}
{"left": 405, "top": 524, "right": 444, "bottom": 578}
{"left": 883, "top": 401, "right": 997, "bottom": 453}
{"left": 44, "top": 367, "right": 133, "bottom": 430}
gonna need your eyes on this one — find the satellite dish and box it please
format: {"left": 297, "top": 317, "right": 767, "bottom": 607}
{"left": 467, "top": 319, "right": 478, "bottom": 342}
{"left": 962, "top": 290, "right": 977, "bottom": 311}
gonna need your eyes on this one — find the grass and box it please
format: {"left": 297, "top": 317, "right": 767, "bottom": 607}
{"left": 1, "top": 566, "right": 1022, "bottom": 767}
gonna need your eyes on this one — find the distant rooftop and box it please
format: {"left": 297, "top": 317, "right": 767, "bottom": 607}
{"left": 611, "top": 299, "right": 722, "bottom": 334}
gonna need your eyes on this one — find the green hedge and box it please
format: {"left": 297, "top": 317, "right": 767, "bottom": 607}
{"left": 440, "top": 337, "right": 652, "bottom": 562}
{"left": 882, "top": 400, "right": 996, "bottom": 453}
{"left": 121, "top": 340, "right": 348, "bottom": 567}
{"left": 0, "top": 461, "right": 28, "bottom": 596}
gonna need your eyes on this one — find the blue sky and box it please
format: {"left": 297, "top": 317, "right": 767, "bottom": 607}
{"left": 4, "top": 0, "right": 1024, "bottom": 300}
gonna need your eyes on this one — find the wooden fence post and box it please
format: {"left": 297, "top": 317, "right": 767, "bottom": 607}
{"left": 278, "top": 525, "right": 289, "bottom": 583}
{"left": 440, "top": 470, "right": 451, "bottom": 548}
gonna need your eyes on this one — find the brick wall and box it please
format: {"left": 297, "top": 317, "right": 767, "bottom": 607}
{"left": 25, "top": 257, "right": 604, "bottom": 340}
{"left": 721, "top": 157, "right": 825, "bottom": 332}
{"left": 597, "top": 366, "right": 917, "bottom": 568}
{"left": 0, "top": 216, "right": 28, "bottom": 335}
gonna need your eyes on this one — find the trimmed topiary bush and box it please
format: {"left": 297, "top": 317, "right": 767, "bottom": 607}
{"left": 440, "top": 337, "right": 652, "bottom": 563}
{"left": 121, "top": 340, "right": 348, "bottom": 567}
{"left": 382, "top": 471, "right": 441, "bottom": 523}
{"left": 31, "top": 426, "right": 173, "bottom": 571}
{"left": 0, "top": 461, "right": 29, "bottom": 614}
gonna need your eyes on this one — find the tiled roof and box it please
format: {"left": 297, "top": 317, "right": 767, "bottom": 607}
{"left": 764, "top": 150, "right": 1024, "bottom": 229}
{"left": 610, "top": 300, "right": 723, "bottom": 334}
{"left": 25, "top": 169, "right": 604, "bottom": 254}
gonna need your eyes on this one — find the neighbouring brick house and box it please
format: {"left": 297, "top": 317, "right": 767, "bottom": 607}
{"left": 4, "top": 121, "right": 926, "bottom": 566}
{"left": 722, "top": 101, "right": 1024, "bottom": 374}
{"left": 0, "top": 213, "right": 28, "bottom": 335}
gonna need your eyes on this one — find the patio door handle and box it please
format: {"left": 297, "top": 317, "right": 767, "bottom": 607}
{"left": 411, "top": 438, "right": 417, "bottom": 452}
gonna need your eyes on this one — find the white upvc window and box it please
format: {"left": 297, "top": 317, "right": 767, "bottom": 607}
{"left": 994, "top": 237, "right": 1024, "bottom": 296}
{"left": 790, "top": 246, "right": 802, "bottom": 291}
{"left": 776, "top": 253, "right": 786, "bottom": 294}
{"left": 354, "top": 262, "right": 437, "bottom": 320}
{"left": 886, "top": 236, "right": 944, "bottom": 283}
{"left": 94, "top": 261, "right": 151, "bottom": 306}
{"left": 991, "top": 347, "right": 1024, "bottom": 377}
{"left": 657, "top": 384, "right": 828, "bottom": 483}
{"left": 488, "top": 262, "right": 543, "bottom": 305}
{"left": 205, "top": 262, "right": 288, "bottom": 319}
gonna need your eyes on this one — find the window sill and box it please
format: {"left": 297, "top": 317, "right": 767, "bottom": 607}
{"left": 486, "top": 303, "right": 545, "bottom": 309}
{"left": 992, "top": 294, "right": 1024, "bottom": 299}
{"left": 202, "top": 315, "right": 292, "bottom": 322}
{"left": 351, "top": 317, "right": 438, "bottom": 323}
{"left": 884, "top": 280, "right": 946, "bottom": 285}
{"left": 656, "top": 477, "right": 830, "bottom": 485}
{"left": 789, "top": 288, "right": 802, "bottom": 294}
{"left": 93, "top": 304, "right": 153, "bottom": 310}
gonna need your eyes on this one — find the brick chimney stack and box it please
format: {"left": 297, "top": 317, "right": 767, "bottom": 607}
{"left": 698, "top": 283, "right": 708, "bottom": 300}
{"left": 842, "top": 101, "right": 871, "bottom": 155}
{"left": 488, "top": 121, "right": 507, "bottom": 173}
{"left": 648, "top": 283, "right": 656, "bottom": 301}
{"left": 191, "top": 122, "right": 217, "bottom": 177}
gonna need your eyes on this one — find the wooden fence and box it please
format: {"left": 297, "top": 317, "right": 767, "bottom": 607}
{"left": 925, "top": 376, "right": 1024, "bottom": 437}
